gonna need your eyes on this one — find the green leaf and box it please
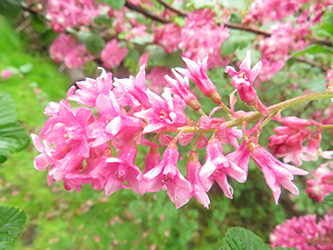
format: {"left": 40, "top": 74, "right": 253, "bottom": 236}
{"left": 0, "top": 122, "right": 30, "bottom": 158}
{"left": 30, "top": 14, "right": 46, "bottom": 32}
{"left": 77, "top": 31, "right": 106, "bottom": 54}
{"left": 0, "top": 93, "right": 30, "bottom": 163}
{"left": 293, "top": 45, "right": 333, "bottom": 57}
{"left": 95, "top": 0, "right": 126, "bottom": 11}
{"left": 0, "top": 204, "right": 26, "bottom": 249}
{"left": 221, "top": 227, "right": 271, "bottom": 250}
{"left": 0, "top": 0, "right": 22, "bottom": 19}
{"left": 322, "top": 193, "right": 333, "bottom": 207}
{"left": 0, "top": 93, "right": 17, "bottom": 125}
{"left": 148, "top": 46, "right": 184, "bottom": 67}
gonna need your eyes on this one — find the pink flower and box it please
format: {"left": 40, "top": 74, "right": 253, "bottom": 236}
{"left": 187, "top": 150, "right": 210, "bottom": 208}
{"left": 306, "top": 161, "right": 333, "bottom": 202}
{"left": 268, "top": 116, "right": 325, "bottom": 166}
{"left": 153, "top": 23, "right": 181, "bottom": 53}
{"left": 143, "top": 144, "right": 192, "bottom": 208}
{"left": 179, "top": 8, "right": 229, "bottom": 69}
{"left": 176, "top": 55, "right": 222, "bottom": 104}
{"left": 101, "top": 40, "right": 128, "bottom": 69}
{"left": 165, "top": 69, "right": 201, "bottom": 111}
{"left": 69, "top": 68, "right": 113, "bottom": 107}
{"left": 1, "top": 69, "right": 12, "bottom": 79}
{"left": 50, "top": 34, "right": 89, "bottom": 68}
{"left": 47, "top": 0, "right": 102, "bottom": 32}
{"left": 134, "top": 88, "right": 187, "bottom": 133}
{"left": 146, "top": 67, "right": 172, "bottom": 94}
{"left": 270, "top": 213, "right": 333, "bottom": 250}
{"left": 114, "top": 65, "right": 151, "bottom": 109}
{"left": 144, "top": 147, "right": 161, "bottom": 174}
{"left": 247, "top": 141, "right": 308, "bottom": 204}
{"left": 32, "top": 103, "right": 95, "bottom": 184}
{"left": 200, "top": 139, "right": 247, "bottom": 198}
{"left": 90, "top": 144, "right": 143, "bottom": 196}
{"left": 87, "top": 92, "right": 142, "bottom": 147}
{"left": 226, "top": 140, "right": 250, "bottom": 176}
{"left": 225, "top": 50, "right": 267, "bottom": 113}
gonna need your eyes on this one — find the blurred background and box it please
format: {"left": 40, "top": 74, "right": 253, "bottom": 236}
{"left": 0, "top": 0, "right": 332, "bottom": 249}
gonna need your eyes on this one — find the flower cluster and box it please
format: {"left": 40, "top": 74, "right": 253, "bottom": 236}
{"left": 46, "top": 0, "right": 102, "bottom": 32}
{"left": 268, "top": 116, "right": 332, "bottom": 166}
{"left": 49, "top": 34, "right": 90, "bottom": 69}
{"left": 270, "top": 213, "right": 333, "bottom": 250}
{"left": 100, "top": 40, "right": 129, "bottom": 69}
{"left": 306, "top": 161, "right": 333, "bottom": 202}
{"left": 32, "top": 53, "right": 314, "bottom": 208}
{"left": 154, "top": 8, "right": 229, "bottom": 69}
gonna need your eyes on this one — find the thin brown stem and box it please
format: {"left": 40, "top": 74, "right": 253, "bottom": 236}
{"left": 125, "top": 1, "right": 170, "bottom": 24}
{"left": 155, "top": 0, "right": 187, "bottom": 17}
{"left": 224, "top": 22, "right": 271, "bottom": 37}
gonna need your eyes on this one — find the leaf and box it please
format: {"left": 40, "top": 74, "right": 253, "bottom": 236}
{"left": 0, "top": 93, "right": 17, "bottom": 125}
{"left": 0, "top": 205, "right": 26, "bottom": 249}
{"left": 95, "top": 0, "right": 126, "bottom": 11}
{"left": 0, "top": 0, "right": 22, "bottom": 19}
{"left": 0, "top": 122, "right": 30, "bottom": 161}
{"left": 77, "top": 31, "right": 106, "bottom": 54}
{"left": 293, "top": 45, "right": 333, "bottom": 57}
{"left": 0, "top": 93, "right": 30, "bottom": 164}
{"left": 221, "top": 227, "right": 271, "bottom": 250}
{"left": 148, "top": 46, "right": 184, "bottom": 67}
{"left": 322, "top": 193, "right": 333, "bottom": 207}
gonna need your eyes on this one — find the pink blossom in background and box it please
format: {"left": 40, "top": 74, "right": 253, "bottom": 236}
{"left": 180, "top": 8, "right": 229, "bottom": 69}
{"left": 270, "top": 213, "right": 333, "bottom": 250}
{"left": 306, "top": 162, "right": 333, "bottom": 202}
{"left": 100, "top": 40, "right": 129, "bottom": 69}
{"left": 47, "top": 0, "right": 102, "bottom": 32}
{"left": 1, "top": 69, "right": 13, "bottom": 79}
{"left": 49, "top": 33, "right": 89, "bottom": 68}
{"left": 153, "top": 23, "right": 182, "bottom": 53}
{"left": 244, "top": 0, "right": 309, "bottom": 24}
{"left": 146, "top": 67, "right": 172, "bottom": 94}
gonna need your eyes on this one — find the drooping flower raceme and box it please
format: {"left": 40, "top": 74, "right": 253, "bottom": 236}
{"left": 32, "top": 52, "right": 325, "bottom": 209}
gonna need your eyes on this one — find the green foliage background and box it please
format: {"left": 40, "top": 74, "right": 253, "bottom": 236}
{"left": 0, "top": 6, "right": 332, "bottom": 248}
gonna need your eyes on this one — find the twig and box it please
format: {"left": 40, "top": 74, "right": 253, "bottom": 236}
{"left": 125, "top": 1, "right": 170, "bottom": 24}
{"left": 155, "top": 0, "right": 187, "bottom": 17}
{"left": 296, "top": 56, "right": 330, "bottom": 72}
{"left": 224, "top": 21, "right": 271, "bottom": 37}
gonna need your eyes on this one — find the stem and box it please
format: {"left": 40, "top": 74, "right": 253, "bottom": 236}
{"left": 155, "top": 0, "right": 188, "bottom": 17}
{"left": 125, "top": 1, "right": 170, "bottom": 23}
{"left": 320, "top": 124, "right": 333, "bottom": 129}
{"left": 198, "top": 108, "right": 208, "bottom": 117}
{"left": 161, "top": 91, "right": 333, "bottom": 134}
{"left": 219, "top": 102, "right": 233, "bottom": 116}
